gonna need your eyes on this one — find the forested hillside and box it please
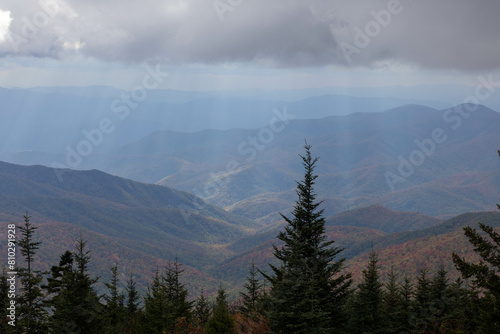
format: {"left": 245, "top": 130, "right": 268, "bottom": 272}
{"left": 1, "top": 147, "right": 499, "bottom": 333}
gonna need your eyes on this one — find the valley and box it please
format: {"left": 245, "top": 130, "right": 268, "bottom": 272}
{"left": 3, "top": 3, "right": 500, "bottom": 331}
{"left": 1, "top": 93, "right": 499, "bottom": 331}
{"left": 1, "top": 157, "right": 499, "bottom": 296}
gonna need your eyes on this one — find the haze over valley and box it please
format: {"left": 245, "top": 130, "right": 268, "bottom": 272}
{"left": 1, "top": 90, "right": 499, "bottom": 294}
{"left": 1, "top": 1, "right": 500, "bottom": 332}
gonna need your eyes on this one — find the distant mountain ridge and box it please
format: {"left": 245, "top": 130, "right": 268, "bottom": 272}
{"left": 0, "top": 87, "right": 441, "bottom": 154}
{"left": 71, "top": 103, "right": 500, "bottom": 220}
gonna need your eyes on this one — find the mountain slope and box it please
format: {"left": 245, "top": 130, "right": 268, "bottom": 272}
{"left": 341, "top": 211, "right": 500, "bottom": 260}
{"left": 79, "top": 104, "right": 500, "bottom": 221}
{"left": 214, "top": 225, "right": 387, "bottom": 287}
{"left": 5, "top": 102, "right": 498, "bottom": 221}
{"left": 345, "top": 211, "right": 500, "bottom": 283}
{"left": 227, "top": 204, "right": 439, "bottom": 254}
{"left": 213, "top": 210, "right": 500, "bottom": 288}
{"left": 0, "top": 220, "right": 219, "bottom": 296}
{"left": 212, "top": 204, "right": 442, "bottom": 285}
{"left": 0, "top": 161, "right": 258, "bottom": 270}
{"left": 325, "top": 204, "right": 441, "bottom": 233}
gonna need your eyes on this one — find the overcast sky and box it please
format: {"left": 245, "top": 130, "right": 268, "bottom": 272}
{"left": 0, "top": 0, "right": 499, "bottom": 90}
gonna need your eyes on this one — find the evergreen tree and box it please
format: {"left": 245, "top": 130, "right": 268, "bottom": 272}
{"left": 348, "top": 250, "right": 387, "bottom": 334}
{"left": 240, "top": 262, "right": 263, "bottom": 315}
{"left": 194, "top": 289, "right": 211, "bottom": 328}
{"left": 124, "top": 273, "right": 142, "bottom": 333}
{"left": 238, "top": 263, "right": 270, "bottom": 333}
{"left": 103, "top": 264, "right": 126, "bottom": 334}
{"left": 43, "top": 250, "right": 74, "bottom": 302}
{"left": 384, "top": 267, "right": 404, "bottom": 334}
{"left": 399, "top": 275, "right": 414, "bottom": 333}
{"left": 0, "top": 271, "right": 7, "bottom": 327}
{"left": 411, "top": 268, "right": 432, "bottom": 332}
{"left": 430, "top": 264, "right": 449, "bottom": 301}
{"left": 143, "top": 261, "right": 192, "bottom": 333}
{"left": 126, "top": 272, "right": 141, "bottom": 316}
{"left": 428, "top": 264, "right": 450, "bottom": 332}
{"left": 415, "top": 269, "right": 431, "bottom": 307}
{"left": 143, "top": 267, "right": 167, "bottom": 334}
{"left": 206, "top": 286, "right": 234, "bottom": 334}
{"left": 258, "top": 279, "right": 272, "bottom": 315}
{"left": 45, "top": 238, "right": 103, "bottom": 333}
{"left": 17, "top": 213, "right": 47, "bottom": 333}
{"left": 450, "top": 150, "right": 500, "bottom": 332}
{"left": 452, "top": 221, "right": 500, "bottom": 332}
{"left": 0, "top": 270, "right": 16, "bottom": 333}
{"left": 163, "top": 260, "right": 192, "bottom": 331}
{"left": 442, "top": 278, "right": 478, "bottom": 333}
{"left": 72, "top": 237, "right": 104, "bottom": 331}
{"left": 264, "top": 143, "right": 352, "bottom": 334}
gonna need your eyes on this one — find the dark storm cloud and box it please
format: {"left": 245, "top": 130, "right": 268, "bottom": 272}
{"left": 0, "top": 0, "right": 499, "bottom": 70}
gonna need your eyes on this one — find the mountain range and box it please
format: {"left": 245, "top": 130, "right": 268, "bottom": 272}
{"left": 0, "top": 87, "right": 448, "bottom": 155}
{"left": 76, "top": 103, "right": 500, "bottom": 222}
{"left": 3, "top": 89, "right": 499, "bottom": 223}
{"left": 1, "top": 161, "right": 498, "bottom": 295}
{"left": 1, "top": 87, "right": 500, "bottom": 296}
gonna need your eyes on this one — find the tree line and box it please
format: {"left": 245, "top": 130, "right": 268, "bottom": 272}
{"left": 1, "top": 144, "right": 499, "bottom": 333}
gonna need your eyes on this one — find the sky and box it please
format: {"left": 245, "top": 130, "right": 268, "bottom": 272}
{"left": 0, "top": 0, "right": 500, "bottom": 91}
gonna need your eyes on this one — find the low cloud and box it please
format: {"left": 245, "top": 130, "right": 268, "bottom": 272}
{"left": 0, "top": 0, "right": 499, "bottom": 71}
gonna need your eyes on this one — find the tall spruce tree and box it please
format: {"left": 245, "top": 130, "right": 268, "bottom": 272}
{"left": 206, "top": 286, "right": 234, "bottom": 334}
{"left": 143, "top": 267, "right": 167, "bottom": 334}
{"left": 143, "top": 261, "right": 192, "bottom": 333}
{"left": 452, "top": 221, "right": 500, "bottom": 332}
{"left": 399, "top": 275, "right": 414, "bottom": 333}
{"left": 451, "top": 150, "right": 500, "bottom": 332}
{"left": 124, "top": 273, "right": 142, "bottom": 333}
{"left": 103, "top": 264, "right": 126, "bottom": 334}
{"left": 240, "top": 262, "right": 263, "bottom": 315}
{"left": 194, "top": 289, "right": 211, "bottom": 328}
{"left": 163, "top": 260, "right": 192, "bottom": 332}
{"left": 43, "top": 250, "right": 74, "bottom": 310}
{"left": 348, "top": 250, "right": 387, "bottom": 334}
{"left": 264, "top": 143, "right": 352, "bottom": 334}
{"left": 126, "top": 272, "right": 141, "bottom": 316}
{"left": 428, "top": 264, "right": 451, "bottom": 332}
{"left": 430, "top": 265, "right": 449, "bottom": 301}
{"left": 384, "top": 267, "right": 405, "bottom": 334}
{"left": 442, "top": 278, "right": 477, "bottom": 333}
{"left": 0, "top": 270, "right": 16, "bottom": 333}
{"left": 45, "top": 238, "right": 103, "bottom": 333}
{"left": 17, "top": 213, "right": 47, "bottom": 333}
{"left": 411, "top": 268, "right": 432, "bottom": 332}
